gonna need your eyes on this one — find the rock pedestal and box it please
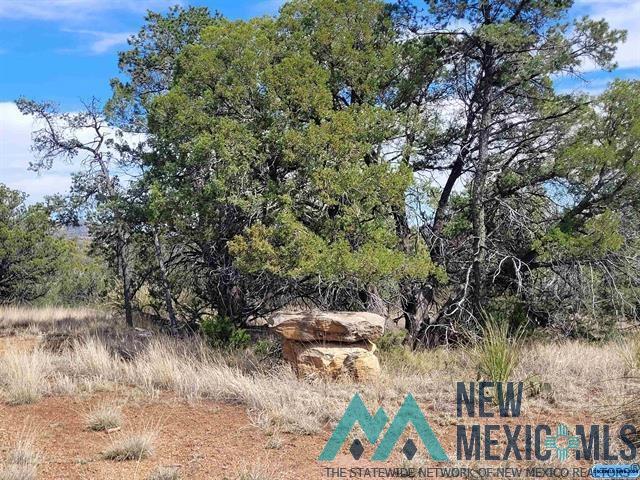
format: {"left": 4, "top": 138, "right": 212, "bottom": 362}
{"left": 272, "top": 311, "right": 384, "bottom": 381}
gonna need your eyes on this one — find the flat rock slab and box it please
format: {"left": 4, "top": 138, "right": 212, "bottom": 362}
{"left": 272, "top": 311, "right": 385, "bottom": 343}
{"left": 282, "top": 340, "right": 380, "bottom": 381}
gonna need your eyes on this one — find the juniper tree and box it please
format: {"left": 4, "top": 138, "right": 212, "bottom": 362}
{"left": 145, "top": 0, "right": 442, "bottom": 323}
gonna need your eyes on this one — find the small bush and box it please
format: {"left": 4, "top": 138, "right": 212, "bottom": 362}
{"left": 473, "top": 314, "right": 523, "bottom": 382}
{"left": 147, "top": 466, "right": 180, "bottom": 480}
{"left": 265, "top": 434, "right": 283, "bottom": 450}
{"left": 102, "top": 431, "right": 155, "bottom": 461}
{"left": 253, "top": 339, "right": 278, "bottom": 358}
{"left": 85, "top": 404, "right": 122, "bottom": 431}
{"left": 200, "top": 315, "right": 250, "bottom": 349}
{"left": 377, "top": 330, "right": 406, "bottom": 352}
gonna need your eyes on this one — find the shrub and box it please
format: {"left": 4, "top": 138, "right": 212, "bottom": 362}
{"left": 147, "top": 466, "right": 180, "bottom": 480}
{"left": 102, "top": 431, "right": 155, "bottom": 461}
{"left": 377, "top": 330, "right": 406, "bottom": 352}
{"left": 472, "top": 314, "right": 523, "bottom": 383}
{"left": 200, "top": 315, "right": 250, "bottom": 349}
{"left": 85, "top": 404, "right": 122, "bottom": 431}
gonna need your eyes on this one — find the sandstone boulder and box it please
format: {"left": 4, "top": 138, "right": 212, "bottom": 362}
{"left": 282, "top": 339, "right": 380, "bottom": 381}
{"left": 272, "top": 311, "right": 384, "bottom": 343}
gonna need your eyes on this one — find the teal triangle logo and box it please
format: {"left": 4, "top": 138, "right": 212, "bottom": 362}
{"left": 319, "top": 393, "right": 449, "bottom": 462}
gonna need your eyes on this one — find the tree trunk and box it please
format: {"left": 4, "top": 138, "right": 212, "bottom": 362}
{"left": 153, "top": 228, "right": 178, "bottom": 335}
{"left": 120, "top": 239, "right": 134, "bottom": 328}
{"left": 470, "top": 32, "right": 494, "bottom": 317}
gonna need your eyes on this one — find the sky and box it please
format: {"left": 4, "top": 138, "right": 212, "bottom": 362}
{"left": 1, "top": 0, "right": 639, "bottom": 203}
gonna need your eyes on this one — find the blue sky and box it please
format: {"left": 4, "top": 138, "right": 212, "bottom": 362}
{"left": 1, "top": 0, "right": 639, "bottom": 202}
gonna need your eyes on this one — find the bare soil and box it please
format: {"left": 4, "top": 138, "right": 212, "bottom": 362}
{"left": 0, "top": 391, "right": 604, "bottom": 479}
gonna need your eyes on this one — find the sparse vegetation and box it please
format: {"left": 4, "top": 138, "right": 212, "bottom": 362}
{"left": 0, "top": 465, "right": 37, "bottom": 480}
{"left": 0, "top": 307, "right": 636, "bottom": 477}
{"left": 102, "top": 430, "right": 156, "bottom": 461}
{"left": 231, "top": 464, "right": 285, "bottom": 480}
{"left": 147, "top": 466, "right": 180, "bottom": 480}
{"left": 85, "top": 404, "right": 123, "bottom": 431}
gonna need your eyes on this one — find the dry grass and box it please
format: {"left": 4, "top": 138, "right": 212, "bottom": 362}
{"left": 0, "top": 350, "right": 51, "bottom": 405}
{"left": 516, "top": 339, "right": 636, "bottom": 408}
{"left": 0, "top": 431, "right": 39, "bottom": 480}
{"left": 0, "top": 465, "right": 37, "bottom": 480}
{"left": 231, "top": 464, "right": 285, "bottom": 480}
{"left": 616, "top": 334, "right": 640, "bottom": 374}
{"left": 102, "top": 430, "right": 156, "bottom": 461}
{"left": 1, "top": 329, "right": 636, "bottom": 433}
{"left": 85, "top": 404, "right": 123, "bottom": 431}
{"left": 0, "top": 307, "right": 637, "bottom": 437}
{"left": 147, "top": 466, "right": 180, "bottom": 480}
{"left": 0, "top": 306, "right": 112, "bottom": 333}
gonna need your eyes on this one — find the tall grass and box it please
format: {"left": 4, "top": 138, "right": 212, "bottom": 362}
{"left": 472, "top": 315, "right": 523, "bottom": 383}
{"left": 0, "top": 350, "right": 51, "bottom": 405}
{"left": 0, "top": 306, "right": 111, "bottom": 333}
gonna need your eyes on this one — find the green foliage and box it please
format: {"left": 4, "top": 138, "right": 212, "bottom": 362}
{"left": 200, "top": 315, "right": 251, "bottom": 349}
{"left": 15, "top": 0, "right": 638, "bottom": 342}
{"left": 472, "top": 315, "right": 524, "bottom": 383}
{"left": 145, "top": 0, "right": 441, "bottom": 316}
{"left": 38, "top": 240, "right": 112, "bottom": 307}
{"left": 0, "top": 184, "right": 68, "bottom": 304}
{"left": 377, "top": 330, "right": 407, "bottom": 352}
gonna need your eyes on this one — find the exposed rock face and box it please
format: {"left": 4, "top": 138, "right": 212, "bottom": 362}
{"left": 282, "top": 340, "right": 380, "bottom": 381}
{"left": 272, "top": 311, "right": 383, "bottom": 381}
{"left": 272, "top": 311, "right": 385, "bottom": 343}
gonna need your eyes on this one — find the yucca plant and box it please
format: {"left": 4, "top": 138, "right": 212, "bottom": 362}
{"left": 473, "top": 314, "right": 524, "bottom": 383}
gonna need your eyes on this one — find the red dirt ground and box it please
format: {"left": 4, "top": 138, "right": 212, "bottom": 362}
{"left": 0, "top": 391, "right": 340, "bottom": 479}
{"left": 0, "top": 391, "right": 604, "bottom": 480}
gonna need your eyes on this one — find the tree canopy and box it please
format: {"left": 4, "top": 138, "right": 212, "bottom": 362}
{"left": 14, "top": 0, "right": 640, "bottom": 343}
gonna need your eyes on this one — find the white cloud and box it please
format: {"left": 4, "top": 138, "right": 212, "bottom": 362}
{"left": 0, "top": 102, "right": 73, "bottom": 202}
{"left": 0, "top": 102, "right": 146, "bottom": 203}
{"left": 62, "top": 30, "right": 132, "bottom": 54}
{"left": 0, "top": 0, "right": 179, "bottom": 21}
{"left": 577, "top": 0, "right": 640, "bottom": 70}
